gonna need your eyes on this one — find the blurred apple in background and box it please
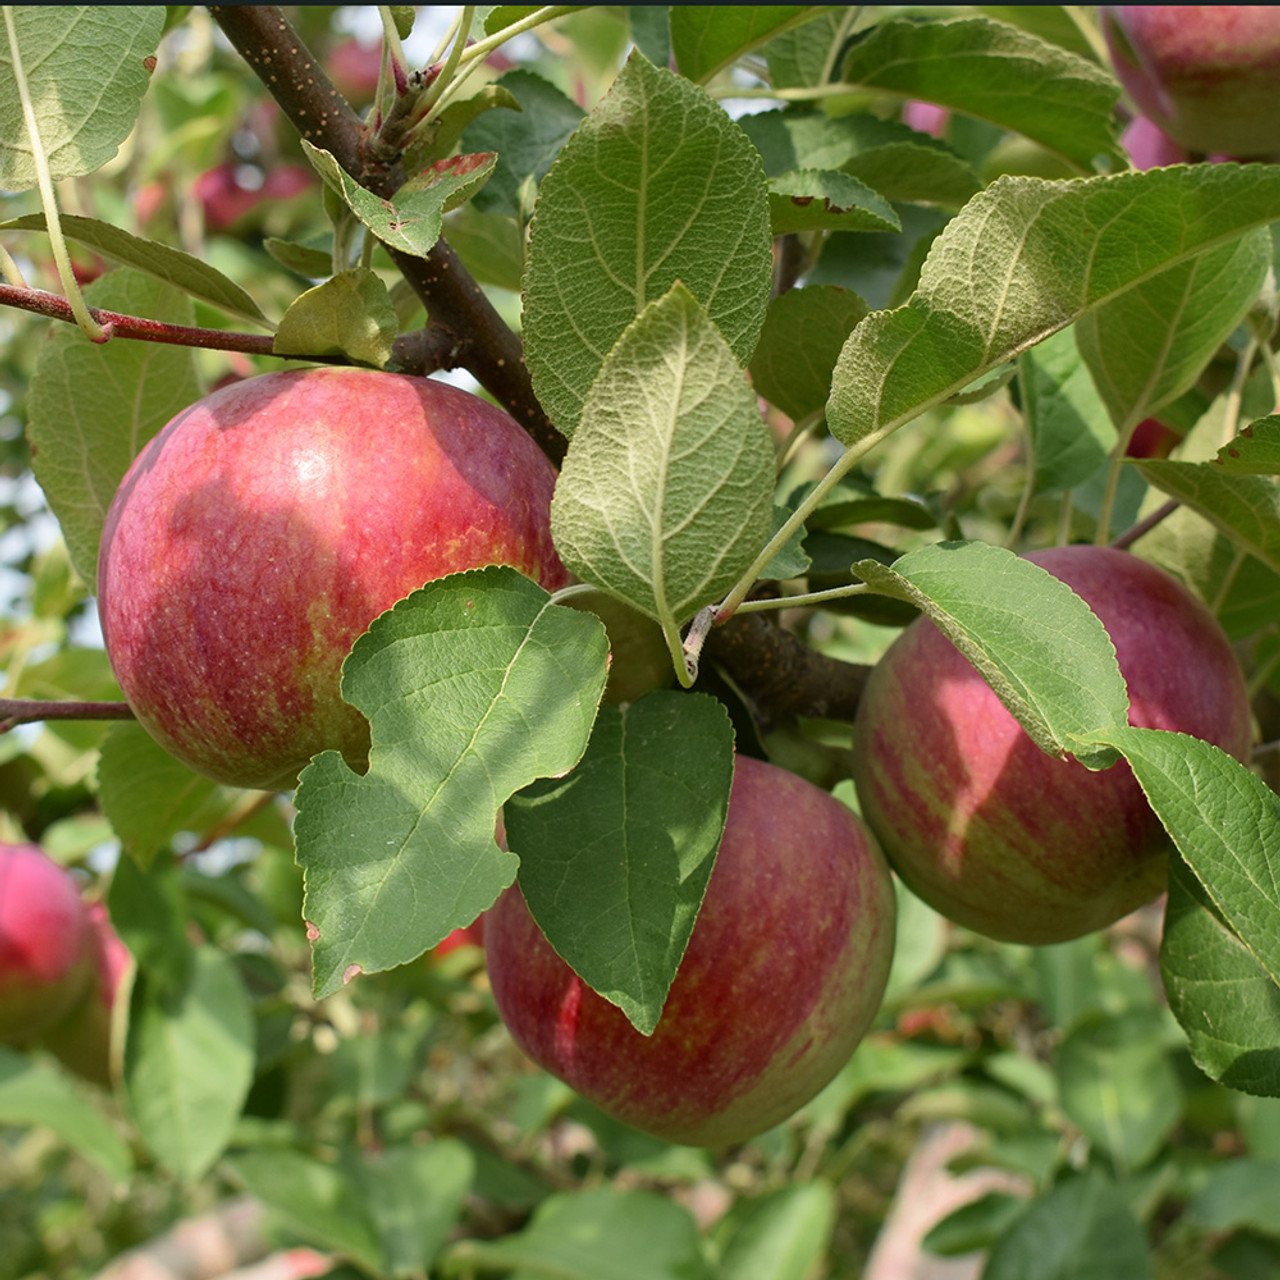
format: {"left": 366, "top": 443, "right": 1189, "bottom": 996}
{"left": 1101, "top": 6, "right": 1280, "bottom": 158}
{"left": 0, "top": 844, "right": 97, "bottom": 1048}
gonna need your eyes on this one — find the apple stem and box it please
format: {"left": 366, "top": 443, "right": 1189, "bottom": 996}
{"left": 1109, "top": 498, "right": 1179, "bottom": 551}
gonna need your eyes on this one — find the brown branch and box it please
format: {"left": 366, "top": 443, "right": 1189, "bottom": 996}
{"left": 207, "top": 5, "right": 566, "bottom": 465}
{"left": 0, "top": 283, "right": 463, "bottom": 373}
{"left": 0, "top": 700, "right": 135, "bottom": 732}
{"left": 703, "top": 610, "right": 871, "bottom": 729}
{"left": 0, "top": 285, "right": 276, "bottom": 353}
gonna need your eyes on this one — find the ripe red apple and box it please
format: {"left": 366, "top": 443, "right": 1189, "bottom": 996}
{"left": 1100, "top": 7, "right": 1280, "bottom": 158}
{"left": 0, "top": 844, "right": 97, "bottom": 1047}
{"left": 41, "top": 902, "right": 132, "bottom": 1087}
{"left": 1120, "top": 115, "right": 1189, "bottom": 170}
{"left": 485, "top": 754, "right": 897, "bottom": 1147}
{"left": 98, "top": 367, "right": 569, "bottom": 790}
{"left": 851, "top": 545, "right": 1253, "bottom": 945}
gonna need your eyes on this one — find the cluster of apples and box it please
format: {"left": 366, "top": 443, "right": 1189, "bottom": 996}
{"left": 64, "top": 8, "right": 1268, "bottom": 1142}
{"left": 0, "top": 843, "right": 129, "bottom": 1086}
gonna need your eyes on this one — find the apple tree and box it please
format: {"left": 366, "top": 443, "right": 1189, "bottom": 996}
{"left": 2, "top": 5, "right": 1280, "bottom": 1277}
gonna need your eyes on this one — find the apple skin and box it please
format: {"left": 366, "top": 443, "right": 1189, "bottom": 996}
{"left": 485, "top": 754, "right": 897, "bottom": 1148}
{"left": 41, "top": 902, "right": 132, "bottom": 1087}
{"left": 1100, "top": 7, "right": 1280, "bottom": 158}
{"left": 98, "top": 367, "right": 570, "bottom": 791}
{"left": 0, "top": 844, "right": 97, "bottom": 1047}
{"left": 851, "top": 545, "right": 1253, "bottom": 945}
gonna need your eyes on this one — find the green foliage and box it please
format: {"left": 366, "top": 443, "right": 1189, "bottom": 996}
{"left": 3, "top": 5, "right": 1280, "bottom": 1278}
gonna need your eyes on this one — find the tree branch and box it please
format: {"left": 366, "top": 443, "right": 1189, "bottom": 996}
{"left": 0, "top": 700, "right": 135, "bottom": 732}
{"left": 206, "top": 4, "right": 566, "bottom": 465}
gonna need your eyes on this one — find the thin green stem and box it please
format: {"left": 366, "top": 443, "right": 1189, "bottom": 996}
{"left": 378, "top": 5, "right": 410, "bottom": 76}
{"left": 1057, "top": 490, "right": 1075, "bottom": 547}
{"left": 456, "top": 6, "right": 576, "bottom": 68}
{"left": 1210, "top": 545, "right": 1246, "bottom": 618}
{"left": 3, "top": 5, "right": 106, "bottom": 342}
{"left": 1247, "top": 633, "right": 1280, "bottom": 701}
{"left": 1260, "top": 340, "right": 1280, "bottom": 409}
{"left": 414, "top": 4, "right": 475, "bottom": 119}
{"left": 734, "top": 583, "right": 872, "bottom": 613}
{"left": 0, "top": 242, "right": 28, "bottom": 288}
{"left": 1221, "top": 336, "right": 1259, "bottom": 448}
{"left": 818, "top": 6, "right": 862, "bottom": 85}
{"left": 1063, "top": 5, "right": 1111, "bottom": 66}
{"left": 775, "top": 408, "right": 823, "bottom": 473}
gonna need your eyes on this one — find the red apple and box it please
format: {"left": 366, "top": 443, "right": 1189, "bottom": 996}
{"left": 1121, "top": 115, "right": 1188, "bottom": 170}
{"left": 1100, "top": 7, "right": 1280, "bottom": 158}
{"left": 851, "top": 545, "right": 1253, "bottom": 945}
{"left": 97, "top": 367, "right": 570, "bottom": 790}
{"left": 484, "top": 754, "right": 897, "bottom": 1147}
{"left": 1125, "top": 416, "right": 1182, "bottom": 459}
{"left": 0, "top": 844, "right": 97, "bottom": 1047}
{"left": 41, "top": 902, "right": 132, "bottom": 1087}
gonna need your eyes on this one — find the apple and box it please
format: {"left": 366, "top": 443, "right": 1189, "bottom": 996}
{"left": 41, "top": 902, "right": 132, "bottom": 1087}
{"left": 98, "top": 367, "right": 570, "bottom": 790}
{"left": 0, "top": 844, "right": 97, "bottom": 1047}
{"left": 851, "top": 545, "right": 1253, "bottom": 945}
{"left": 1121, "top": 115, "right": 1189, "bottom": 170}
{"left": 1100, "top": 7, "right": 1280, "bottom": 158}
{"left": 484, "top": 754, "right": 897, "bottom": 1147}
{"left": 1125, "top": 416, "right": 1182, "bottom": 459}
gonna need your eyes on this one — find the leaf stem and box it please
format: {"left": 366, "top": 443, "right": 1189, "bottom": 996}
{"left": 2, "top": 5, "right": 107, "bottom": 342}
{"left": 1221, "top": 335, "right": 1259, "bottom": 448}
{"left": 734, "top": 583, "right": 872, "bottom": 613}
{"left": 0, "top": 242, "right": 28, "bottom": 288}
{"left": 1209, "top": 545, "right": 1246, "bottom": 618}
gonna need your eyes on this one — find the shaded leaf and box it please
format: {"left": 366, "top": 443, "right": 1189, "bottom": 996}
{"left": 524, "top": 50, "right": 772, "bottom": 438}
{"left": 273, "top": 269, "right": 397, "bottom": 367}
{"left": 506, "top": 692, "right": 734, "bottom": 1035}
{"left": 294, "top": 568, "right": 608, "bottom": 999}
{"left": 766, "top": 169, "right": 900, "bottom": 235}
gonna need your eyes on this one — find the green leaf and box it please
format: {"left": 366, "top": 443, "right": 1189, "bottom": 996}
{"left": 1056, "top": 1009, "right": 1183, "bottom": 1172}
{"left": 827, "top": 165, "right": 1280, "bottom": 451}
{"left": 670, "top": 6, "right": 823, "bottom": 83}
{"left": 853, "top": 541, "right": 1128, "bottom": 767}
{"left": 0, "top": 214, "right": 271, "bottom": 324}
{"left": 839, "top": 15, "right": 1121, "bottom": 171}
{"left": 1135, "top": 460, "right": 1280, "bottom": 576}
{"left": 1185, "top": 1158, "right": 1280, "bottom": 1237}
{"left": 441, "top": 1187, "right": 714, "bottom": 1280}
{"left": 107, "top": 853, "right": 195, "bottom": 998}
{"left": 523, "top": 50, "right": 773, "bottom": 438}
{"left": 98, "top": 723, "right": 226, "bottom": 868}
{"left": 1216, "top": 415, "right": 1280, "bottom": 474}
{"left": 26, "top": 269, "right": 201, "bottom": 586}
{"left": 442, "top": 205, "right": 525, "bottom": 292}
{"left": 0, "top": 1047, "right": 132, "bottom": 1181}
{"left": 1019, "top": 326, "right": 1112, "bottom": 495}
{"left": 124, "top": 946, "right": 255, "bottom": 1182}
{"left": 0, "top": 7, "right": 163, "bottom": 187}
{"left": 1076, "top": 229, "right": 1272, "bottom": 431}
{"left": 718, "top": 1182, "right": 837, "bottom": 1280}
{"left": 1095, "top": 726, "right": 1280, "bottom": 997}
{"left": 273, "top": 269, "right": 397, "bottom": 367}
{"left": 982, "top": 1172, "right": 1153, "bottom": 1280}
{"left": 505, "top": 692, "right": 734, "bottom": 1035}
{"left": 462, "top": 70, "right": 584, "bottom": 221}
{"left": 763, "top": 9, "right": 847, "bottom": 89}
{"left": 843, "top": 140, "right": 982, "bottom": 210}
{"left": 302, "top": 141, "right": 496, "bottom": 258}
{"left": 262, "top": 237, "right": 333, "bottom": 280}
{"left": 976, "top": 5, "right": 1102, "bottom": 63}
{"left": 923, "top": 1192, "right": 1029, "bottom": 1256}
{"left": 1161, "top": 855, "right": 1280, "bottom": 1094}
{"left": 766, "top": 169, "right": 900, "bottom": 235}
{"left": 408, "top": 84, "right": 521, "bottom": 172}
{"left": 628, "top": 6, "right": 671, "bottom": 70}
{"left": 294, "top": 568, "right": 608, "bottom": 999}
{"left": 750, "top": 286, "right": 870, "bottom": 424}
{"left": 357, "top": 1141, "right": 475, "bottom": 1276}
{"left": 549, "top": 284, "right": 775, "bottom": 641}
{"left": 761, "top": 503, "right": 812, "bottom": 580}
{"left": 226, "top": 1150, "right": 383, "bottom": 1272}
